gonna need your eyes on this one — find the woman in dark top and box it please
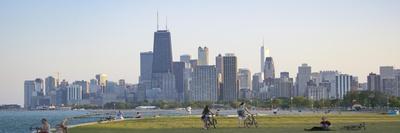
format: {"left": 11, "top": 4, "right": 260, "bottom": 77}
{"left": 305, "top": 116, "right": 332, "bottom": 131}
{"left": 201, "top": 105, "right": 214, "bottom": 129}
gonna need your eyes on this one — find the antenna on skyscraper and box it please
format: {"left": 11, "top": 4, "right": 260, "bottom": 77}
{"left": 262, "top": 37, "right": 265, "bottom": 47}
{"left": 157, "top": 10, "right": 159, "bottom": 30}
{"left": 165, "top": 16, "right": 168, "bottom": 30}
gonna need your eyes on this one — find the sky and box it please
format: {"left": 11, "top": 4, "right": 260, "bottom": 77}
{"left": 0, "top": 0, "right": 399, "bottom": 105}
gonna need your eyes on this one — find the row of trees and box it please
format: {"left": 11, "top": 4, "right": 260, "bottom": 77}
{"left": 72, "top": 91, "right": 400, "bottom": 110}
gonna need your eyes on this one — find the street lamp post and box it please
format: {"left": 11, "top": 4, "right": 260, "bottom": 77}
{"left": 290, "top": 97, "right": 293, "bottom": 112}
{"left": 387, "top": 95, "right": 390, "bottom": 111}
{"left": 270, "top": 98, "right": 274, "bottom": 109}
{"left": 311, "top": 96, "right": 314, "bottom": 111}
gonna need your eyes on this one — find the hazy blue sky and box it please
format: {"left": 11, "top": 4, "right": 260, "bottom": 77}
{"left": 0, "top": 0, "right": 399, "bottom": 105}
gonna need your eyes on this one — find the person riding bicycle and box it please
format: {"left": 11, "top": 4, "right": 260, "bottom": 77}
{"left": 201, "top": 105, "right": 214, "bottom": 129}
{"left": 237, "top": 102, "right": 252, "bottom": 128}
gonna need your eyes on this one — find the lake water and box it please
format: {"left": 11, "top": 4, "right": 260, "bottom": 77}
{"left": 0, "top": 109, "right": 203, "bottom": 133}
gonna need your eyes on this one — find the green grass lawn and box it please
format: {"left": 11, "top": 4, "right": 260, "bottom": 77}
{"left": 70, "top": 113, "right": 400, "bottom": 133}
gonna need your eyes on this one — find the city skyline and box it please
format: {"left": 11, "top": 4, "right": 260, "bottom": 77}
{"left": 1, "top": 0, "right": 400, "bottom": 105}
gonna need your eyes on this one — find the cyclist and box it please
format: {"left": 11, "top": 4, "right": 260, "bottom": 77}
{"left": 201, "top": 105, "right": 214, "bottom": 129}
{"left": 237, "top": 102, "right": 252, "bottom": 128}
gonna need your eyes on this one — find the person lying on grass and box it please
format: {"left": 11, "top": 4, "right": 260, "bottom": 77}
{"left": 304, "top": 116, "right": 332, "bottom": 131}
{"left": 201, "top": 105, "right": 214, "bottom": 130}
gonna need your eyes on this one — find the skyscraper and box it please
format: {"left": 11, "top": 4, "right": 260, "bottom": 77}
{"left": 45, "top": 76, "right": 57, "bottom": 95}
{"left": 190, "top": 65, "right": 218, "bottom": 102}
{"left": 239, "top": 68, "right": 252, "bottom": 99}
{"left": 151, "top": 29, "right": 176, "bottom": 101}
{"left": 140, "top": 51, "right": 153, "bottom": 83}
{"left": 336, "top": 74, "right": 353, "bottom": 99}
{"left": 306, "top": 80, "right": 328, "bottom": 101}
{"left": 280, "top": 72, "right": 290, "bottom": 79}
{"left": 66, "top": 85, "right": 82, "bottom": 105}
{"left": 320, "top": 71, "right": 339, "bottom": 99}
{"left": 139, "top": 51, "right": 153, "bottom": 101}
{"left": 180, "top": 54, "right": 192, "bottom": 102}
{"left": 24, "top": 80, "right": 35, "bottom": 109}
{"left": 222, "top": 54, "right": 238, "bottom": 101}
{"left": 380, "top": 66, "right": 395, "bottom": 79}
{"left": 73, "top": 80, "right": 89, "bottom": 94}
{"left": 152, "top": 30, "right": 173, "bottom": 73}
{"left": 238, "top": 69, "right": 252, "bottom": 90}
{"left": 260, "top": 45, "right": 270, "bottom": 73}
{"left": 190, "top": 59, "right": 198, "bottom": 69}
{"left": 216, "top": 54, "right": 224, "bottom": 100}
{"left": 252, "top": 73, "right": 263, "bottom": 98}
{"left": 296, "top": 64, "right": 311, "bottom": 96}
{"left": 380, "top": 66, "right": 396, "bottom": 93}
{"left": 95, "top": 74, "right": 107, "bottom": 93}
{"left": 216, "top": 54, "right": 224, "bottom": 75}
{"left": 198, "top": 47, "right": 209, "bottom": 66}
{"left": 35, "top": 78, "right": 44, "bottom": 96}
{"left": 89, "top": 79, "right": 100, "bottom": 93}
{"left": 180, "top": 54, "right": 191, "bottom": 67}
{"left": 118, "top": 79, "right": 126, "bottom": 88}
{"left": 151, "top": 73, "right": 176, "bottom": 101}
{"left": 173, "top": 62, "right": 185, "bottom": 102}
{"left": 277, "top": 73, "right": 294, "bottom": 98}
{"left": 263, "top": 57, "right": 275, "bottom": 80}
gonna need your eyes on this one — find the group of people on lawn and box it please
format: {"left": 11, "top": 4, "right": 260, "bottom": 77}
{"left": 36, "top": 102, "right": 331, "bottom": 132}
{"left": 201, "top": 102, "right": 332, "bottom": 131}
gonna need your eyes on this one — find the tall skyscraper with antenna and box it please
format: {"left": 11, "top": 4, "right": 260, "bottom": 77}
{"left": 260, "top": 41, "right": 270, "bottom": 73}
{"left": 150, "top": 12, "right": 177, "bottom": 101}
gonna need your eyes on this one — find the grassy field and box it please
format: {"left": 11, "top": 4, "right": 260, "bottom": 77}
{"left": 70, "top": 113, "right": 400, "bottom": 133}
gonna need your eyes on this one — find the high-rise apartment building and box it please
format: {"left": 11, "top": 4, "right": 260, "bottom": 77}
{"left": 190, "top": 65, "right": 218, "bottom": 102}
{"left": 66, "top": 85, "right": 82, "bottom": 105}
{"left": 336, "top": 74, "right": 353, "bottom": 99}
{"left": 95, "top": 74, "right": 107, "bottom": 93}
{"left": 45, "top": 76, "right": 57, "bottom": 95}
{"left": 239, "top": 69, "right": 252, "bottom": 99}
{"left": 24, "top": 80, "right": 35, "bottom": 109}
{"left": 296, "top": 64, "right": 311, "bottom": 96}
{"left": 140, "top": 51, "right": 153, "bottom": 83}
{"left": 222, "top": 54, "right": 238, "bottom": 101}
{"left": 198, "top": 47, "right": 209, "bottom": 66}
{"left": 173, "top": 62, "right": 185, "bottom": 102}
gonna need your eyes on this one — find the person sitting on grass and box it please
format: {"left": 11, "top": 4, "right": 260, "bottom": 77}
{"left": 135, "top": 112, "right": 142, "bottom": 118}
{"left": 304, "top": 116, "right": 332, "bottom": 131}
{"left": 237, "top": 102, "right": 252, "bottom": 128}
{"left": 39, "top": 118, "right": 51, "bottom": 133}
{"left": 201, "top": 105, "right": 214, "bottom": 130}
{"left": 56, "top": 118, "right": 68, "bottom": 133}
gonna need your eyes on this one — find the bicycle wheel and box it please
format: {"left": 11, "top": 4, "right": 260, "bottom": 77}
{"left": 212, "top": 119, "right": 217, "bottom": 128}
{"left": 244, "top": 119, "right": 250, "bottom": 128}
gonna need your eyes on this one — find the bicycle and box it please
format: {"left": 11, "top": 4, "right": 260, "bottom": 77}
{"left": 244, "top": 114, "right": 258, "bottom": 128}
{"left": 342, "top": 122, "right": 366, "bottom": 131}
{"left": 29, "top": 127, "right": 41, "bottom": 133}
{"left": 205, "top": 114, "right": 218, "bottom": 129}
